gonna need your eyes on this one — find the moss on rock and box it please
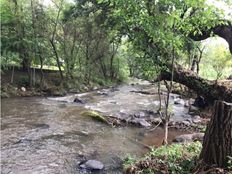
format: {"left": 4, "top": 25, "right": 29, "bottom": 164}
{"left": 82, "top": 110, "right": 108, "bottom": 124}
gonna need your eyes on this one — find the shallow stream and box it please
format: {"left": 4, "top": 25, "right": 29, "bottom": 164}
{"left": 1, "top": 80, "right": 190, "bottom": 174}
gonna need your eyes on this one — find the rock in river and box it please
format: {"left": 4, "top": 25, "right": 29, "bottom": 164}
{"left": 189, "top": 105, "right": 199, "bottom": 114}
{"left": 73, "top": 97, "right": 85, "bottom": 104}
{"left": 174, "top": 98, "right": 185, "bottom": 105}
{"left": 173, "top": 133, "right": 204, "bottom": 143}
{"left": 80, "top": 160, "right": 104, "bottom": 170}
{"left": 132, "top": 118, "right": 151, "bottom": 127}
{"left": 181, "top": 120, "right": 191, "bottom": 126}
{"left": 192, "top": 115, "right": 202, "bottom": 123}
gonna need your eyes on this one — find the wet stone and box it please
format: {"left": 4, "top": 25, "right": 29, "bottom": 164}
{"left": 173, "top": 133, "right": 204, "bottom": 143}
{"left": 192, "top": 115, "right": 202, "bottom": 123}
{"left": 189, "top": 105, "right": 199, "bottom": 113}
{"left": 181, "top": 120, "right": 191, "bottom": 126}
{"left": 169, "top": 121, "right": 175, "bottom": 126}
{"left": 184, "top": 102, "right": 190, "bottom": 107}
{"left": 134, "top": 112, "right": 146, "bottom": 118}
{"left": 186, "top": 118, "right": 193, "bottom": 124}
{"left": 151, "top": 117, "right": 162, "bottom": 124}
{"left": 143, "top": 109, "right": 156, "bottom": 116}
{"left": 15, "top": 138, "right": 32, "bottom": 145}
{"left": 132, "top": 118, "right": 151, "bottom": 127}
{"left": 174, "top": 98, "right": 185, "bottom": 105}
{"left": 93, "top": 86, "right": 98, "bottom": 90}
{"left": 97, "top": 91, "right": 108, "bottom": 96}
{"left": 80, "top": 160, "right": 104, "bottom": 170}
{"left": 173, "top": 134, "right": 193, "bottom": 142}
{"left": 73, "top": 98, "right": 85, "bottom": 104}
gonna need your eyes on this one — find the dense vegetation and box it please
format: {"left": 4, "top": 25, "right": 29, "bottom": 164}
{"left": 1, "top": 0, "right": 232, "bottom": 173}
{"left": 1, "top": 0, "right": 231, "bottom": 89}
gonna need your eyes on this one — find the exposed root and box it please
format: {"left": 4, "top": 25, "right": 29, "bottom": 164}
{"left": 194, "top": 161, "right": 229, "bottom": 174}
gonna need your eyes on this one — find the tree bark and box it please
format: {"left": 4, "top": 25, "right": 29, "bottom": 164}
{"left": 159, "top": 64, "right": 232, "bottom": 103}
{"left": 199, "top": 100, "right": 232, "bottom": 168}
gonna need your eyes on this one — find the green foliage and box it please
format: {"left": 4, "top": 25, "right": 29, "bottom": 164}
{"left": 123, "top": 155, "right": 137, "bottom": 168}
{"left": 17, "top": 76, "right": 30, "bottom": 87}
{"left": 200, "top": 41, "right": 232, "bottom": 80}
{"left": 228, "top": 156, "right": 232, "bottom": 171}
{"left": 1, "top": 0, "right": 231, "bottom": 90}
{"left": 124, "top": 142, "right": 202, "bottom": 174}
{"left": 1, "top": 0, "right": 128, "bottom": 88}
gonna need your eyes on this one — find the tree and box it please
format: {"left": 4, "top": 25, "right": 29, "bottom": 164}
{"left": 211, "top": 46, "right": 232, "bottom": 81}
{"left": 62, "top": 0, "right": 123, "bottom": 83}
{"left": 47, "top": 0, "right": 65, "bottom": 80}
{"left": 95, "top": 1, "right": 232, "bottom": 159}
{"left": 197, "top": 100, "right": 232, "bottom": 171}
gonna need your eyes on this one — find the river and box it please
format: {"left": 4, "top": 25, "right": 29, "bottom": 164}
{"left": 1, "top": 80, "right": 190, "bottom": 173}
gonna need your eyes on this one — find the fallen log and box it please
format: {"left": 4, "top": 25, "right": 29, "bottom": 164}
{"left": 158, "top": 64, "right": 232, "bottom": 103}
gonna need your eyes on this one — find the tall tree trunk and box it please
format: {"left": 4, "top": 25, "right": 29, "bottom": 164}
{"left": 199, "top": 100, "right": 232, "bottom": 169}
{"left": 39, "top": 54, "right": 44, "bottom": 87}
{"left": 50, "top": 40, "right": 64, "bottom": 80}
{"left": 49, "top": 0, "right": 64, "bottom": 80}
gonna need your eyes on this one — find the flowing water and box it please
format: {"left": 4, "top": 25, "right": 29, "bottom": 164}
{"left": 1, "top": 80, "right": 190, "bottom": 174}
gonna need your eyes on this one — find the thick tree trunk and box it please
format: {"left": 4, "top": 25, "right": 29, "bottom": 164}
{"left": 199, "top": 100, "right": 232, "bottom": 168}
{"left": 159, "top": 64, "right": 232, "bottom": 103}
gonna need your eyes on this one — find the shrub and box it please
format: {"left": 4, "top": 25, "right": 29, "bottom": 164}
{"left": 17, "top": 76, "right": 30, "bottom": 87}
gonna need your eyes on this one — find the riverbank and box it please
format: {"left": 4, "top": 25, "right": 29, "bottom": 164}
{"left": 1, "top": 67, "right": 118, "bottom": 98}
{"left": 123, "top": 141, "right": 231, "bottom": 174}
